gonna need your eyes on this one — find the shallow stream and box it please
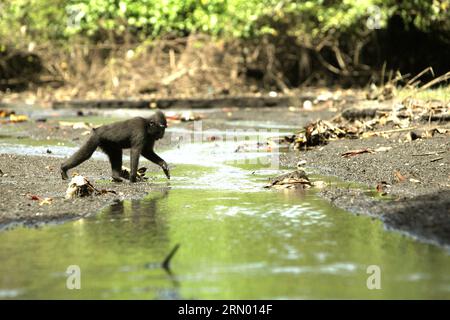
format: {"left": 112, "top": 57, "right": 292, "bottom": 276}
{"left": 1, "top": 112, "right": 449, "bottom": 299}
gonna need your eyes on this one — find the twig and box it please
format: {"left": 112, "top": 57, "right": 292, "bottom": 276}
{"left": 430, "top": 157, "right": 444, "bottom": 162}
{"left": 162, "top": 243, "right": 181, "bottom": 270}
{"left": 407, "top": 67, "right": 434, "bottom": 87}
{"left": 420, "top": 71, "right": 450, "bottom": 91}
{"left": 412, "top": 151, "right": 446, "bottom": 156}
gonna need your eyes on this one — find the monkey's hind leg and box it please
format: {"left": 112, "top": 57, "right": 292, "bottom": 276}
{"left": 129, "top": 145, "right": 143, "bottom": 183}
{"left": 101, "top": 145, "right": 123, "bottom": 182}
{"left": 61, "top": 134, "right": 100, "bottom": 180}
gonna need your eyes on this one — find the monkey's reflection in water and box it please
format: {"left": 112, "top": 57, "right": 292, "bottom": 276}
{"left": 107, "top": 190, "right": 169, "bottom": 237}
{"left": 104, "top": 190, "right": 183, "bottom": 299}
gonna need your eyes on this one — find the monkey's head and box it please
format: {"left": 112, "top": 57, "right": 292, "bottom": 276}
{"left": 148, "top": 110, "right": 167, "bottom": 140}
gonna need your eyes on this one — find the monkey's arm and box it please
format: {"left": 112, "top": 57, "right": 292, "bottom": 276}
{"left": 141, "top": 149, "right": 170, "bottom": 179}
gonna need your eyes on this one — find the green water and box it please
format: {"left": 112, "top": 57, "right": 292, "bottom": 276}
{"left": 1, "top": 161, "right": 450, "bottom": 299}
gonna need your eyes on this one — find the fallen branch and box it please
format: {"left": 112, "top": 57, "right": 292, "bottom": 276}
{"left": 341, "top": 148, "right": 374, "bottom": 157}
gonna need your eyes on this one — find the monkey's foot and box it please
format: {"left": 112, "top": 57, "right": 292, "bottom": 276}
{"left": 60, "top": 167, "right": 69, "bottom": 180}
{"left": 112, "top": 176, "right": 123, "bottom": 183}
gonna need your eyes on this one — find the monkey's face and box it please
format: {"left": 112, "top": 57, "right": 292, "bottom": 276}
{"left": 149, "top": 122, "right": 166, "bottom": 140}
{"left": 148, "top": 111, "right": 167, "bottom": 140}
{"left": 156, "top": 125, "right": 166, "bottom": 140}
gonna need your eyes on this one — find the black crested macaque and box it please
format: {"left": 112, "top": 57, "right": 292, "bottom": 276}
{"left": 61, "top": 110, "right": 170, "bottom": 183}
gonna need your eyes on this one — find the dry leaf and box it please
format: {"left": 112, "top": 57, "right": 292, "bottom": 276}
{"left": 39, "top": 198, "right": 53, "bottom": 206}
{"left": 394, "top": 171, "right": 406, "bottom": 182}
{"left": 9, "top": 114, "right": 28, "bottom": 123}
{"left": 376, "top": 181, "right": 391, "bottom": 195}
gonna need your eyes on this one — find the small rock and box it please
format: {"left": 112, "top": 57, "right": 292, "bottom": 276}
{"left": 303, "top": 100, "right": 313, "bottom": 110}
{"left": 311, "top": 181, "right": 328, "bottom": 189}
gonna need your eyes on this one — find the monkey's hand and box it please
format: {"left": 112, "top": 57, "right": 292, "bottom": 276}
{"left": 160, "top": 161, "right": 170, "bottom": 180}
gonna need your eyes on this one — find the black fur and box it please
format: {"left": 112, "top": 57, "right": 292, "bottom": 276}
{"left": 61, "top": 110, "right": 170, "bottom": 182}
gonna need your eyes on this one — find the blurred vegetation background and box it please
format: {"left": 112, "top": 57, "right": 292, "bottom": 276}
{"left": 0, "top": 0, "right": 449, "bottom": 97}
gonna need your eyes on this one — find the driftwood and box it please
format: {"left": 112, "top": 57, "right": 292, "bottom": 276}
{"left": 341, "top": 107, "right": 391, "bottom": 120}
{"left": 420, "top": 113, "right": 450, "bottom": 122}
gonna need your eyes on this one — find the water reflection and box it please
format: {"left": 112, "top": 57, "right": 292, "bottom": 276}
{"left": 2, "top": 183, "right": 449, "bottom": 299}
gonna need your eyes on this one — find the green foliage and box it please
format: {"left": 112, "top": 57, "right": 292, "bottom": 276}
{"left": 386, "top": 0, "right": 450, "bottom": 30}
{"left": 0, "top": 0, "right": 448, "bottom": 42}
{"left": 62, "top": 0, "right": 277, "bottom": 39}
{"left": 0, "top": 0, "right": 67, "bottom": 41}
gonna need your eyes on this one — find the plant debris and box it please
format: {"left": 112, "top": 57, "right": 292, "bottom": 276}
{"left": 366, "top": 83, "right": 396, "bottom": 101}
{"left": 394, "top": 171, "right": 407, "bottom": 183}
{"left": 292, "top": 120, "right": 351, "bottom": 149}
{"left": 376, "top": 181, "right": 391, "bottom": 195}
{"left": 0, "top": 109, "right": 15, "bottom": 118}
{"left": 65, "top": 175, "right": 117, "bottom": 199}
{"left": 27, "top": 194, "right": 41, "bottom": 201}
{"left": 26, "top": 194, "right": 53, "bottom": 205}
{"left": 58, "top": 121, "right": 93, "bottom": 130}
{"left": 39, "top": 198, "right": 53, "bottom": 206}
{"left": 341, "top": 148, "right": 375, "bottom": 157}
{"left": 412, "top": 150, "right": 446, "bottom": 157}
{"left": 265, "top": 169, "right": 312, "bottom": 189}
{"left": 275, "top": 91, "right": 449, "bottom": 151}
{"left": 120, "top": 166, "right": 148, "bottom": 181}
{"left": 0, "top": 109, "right": 29, "bottom": 123}
{"left": 165, "top": 111, "right": 203, "bottom": 122}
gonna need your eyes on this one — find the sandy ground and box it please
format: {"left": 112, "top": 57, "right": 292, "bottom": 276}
{"left": 0, "top": 102, "right": 449, "bottom": 247}
{"left": 0, "top": 154, "right": 170, "bottom": 230}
